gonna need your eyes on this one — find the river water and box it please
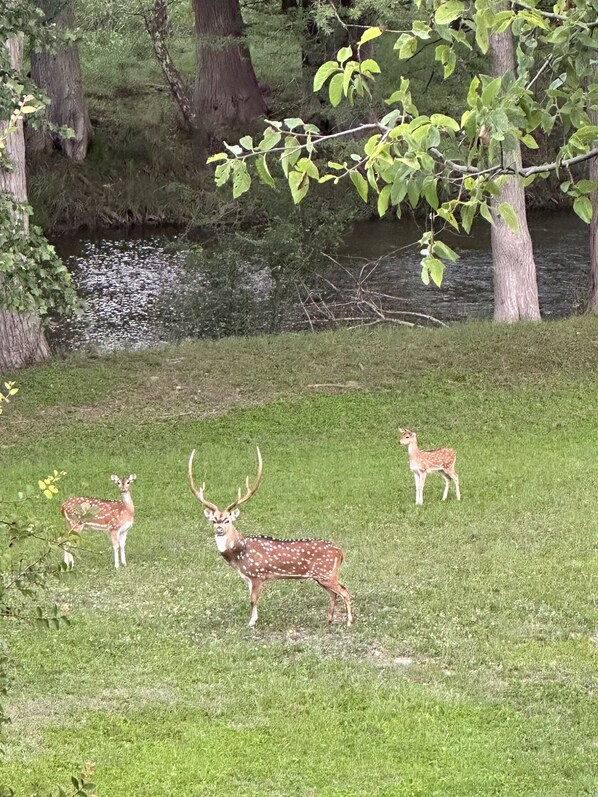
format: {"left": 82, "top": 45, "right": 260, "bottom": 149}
{"left": 51, "top": 211, "right": 590, "bottom": 352}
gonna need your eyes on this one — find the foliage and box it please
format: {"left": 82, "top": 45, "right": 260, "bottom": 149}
{"left": 1, "top": 320, "right": 598, "bottom": 793}
{"left": 176, "top": 188, "right": 357, "bottom": 338}
{"left": 210, "top": 0, "right": 598, "bottom": 286}
{"left": 0, "top": 2, "right": 80, "bottom": 321}
{"left": 0, "top": 388, "right": 96, "bottom": 797}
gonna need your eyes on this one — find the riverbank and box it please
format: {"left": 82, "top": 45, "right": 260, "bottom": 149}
{"left": 2, "top": 321, "right": 598, "bottom": 794}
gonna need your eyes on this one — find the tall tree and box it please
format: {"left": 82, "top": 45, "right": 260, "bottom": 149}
{"left": 192, "top": 0, "right": 267, "bottom": 140}
{"left": 488, "top": 10, "right": 540, "bottom": 322}
{"left": 0, "top": 35, "right": 51, "bottom": 370}
{"left": 29, "top": 0, "right": 91, "bottom": 161}
{"left": 209, "top": 0, "right": 598, "bottom": 323}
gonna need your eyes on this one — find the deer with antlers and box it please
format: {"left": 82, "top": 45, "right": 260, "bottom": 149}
{"left": 60, "top": 475, "right": 137, "bottom": 569}
{"left": 188, "top": 448, "right": 352, "bottom": 627}
{"left": 399, "top": 429, "right": 460, "bottom": 505}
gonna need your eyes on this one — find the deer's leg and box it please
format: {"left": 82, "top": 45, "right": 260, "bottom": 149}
{"left": 248, "top": 578, "right": 265, "bottom": 627}
{"left": 318, "top": 580, "right": 353, "bottom": 626}
{"left": 413, "top": 472, "right": 421, "bottom": 504}
{"left": 441, "top": 473, "right": 451, "bottom": 501}
{"left": 111, "top": 532, "right": 120, "bottom": 569}
{"left": 63, "top": 525, "right": 81, "bottom": 569}
{"left": 319, "top": 584, "right": 338, "bottom": 622}
{"left": 118, "top": 529, "right": 128, "bottom": 567}
{"left": 417, "top": 471, "right": 427, "bottom": 505}
{"left": 446, "top": 466, "right": 461, "bottom": 500}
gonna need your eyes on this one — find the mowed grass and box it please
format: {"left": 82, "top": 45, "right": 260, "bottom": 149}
{"left": 1, "top": 321, "right": 598, "bottom": 796}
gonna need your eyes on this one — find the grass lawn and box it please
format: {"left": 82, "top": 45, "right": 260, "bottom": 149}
{"left": 1, "top": 320, "right": 597, "bottom": 796}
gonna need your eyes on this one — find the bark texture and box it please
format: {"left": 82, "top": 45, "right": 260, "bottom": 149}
{"left": 144, "top": 0, "right": 196, "bottom": 127}
{"left": 0, "top": 36, "right": 51, "bottom": 370}
{"left": 29, "top": 1, "right": 91, "bottom": 161}
{"left": 489, "top": 14, "right": 541, "bottom": 322}
{"left": 587, "top": 67, "right": 598, "bottom": 312}
{"left": 193, "top": 0, "right": 266, "bottom": 139}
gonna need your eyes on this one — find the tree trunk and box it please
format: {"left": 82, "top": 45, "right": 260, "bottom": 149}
{"left": 192, "top": 0, "right": 266, "bottom": 140}
{"left": 586, "top": 67, "right": 598, "bottom": 312}
{"left": 488, "top": 14, "right": 541, "bottom": 322}
{"left": 144, "top": 0, "right": 196, "bottom": 128}
{"left": 0, "top": 36, "right": 51, "bottom": 370}
{"left": 29, "top": 1, "right": 91, "bottom": 161}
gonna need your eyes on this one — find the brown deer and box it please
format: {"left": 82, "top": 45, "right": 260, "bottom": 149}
{"left": 399, "top": 429, "right": 460, "bottom": 505}
{"left": 188, "top": 448, "right": 353, "bottom": 627}
{"left": 60, "top": 475, "right": 136, "bottom": 569}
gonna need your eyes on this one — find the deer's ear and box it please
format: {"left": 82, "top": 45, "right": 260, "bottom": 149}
{"left": 128, "top": 474, "right": 137, "bottom": 482}
{"left": 230, "top": 508, "right": 240, "bottom": 520}
{"left": 110, "top": 475, "right": 119, "bottom": 483}
{"left": 204, "top": 508, "right": 214, "bottom": 519}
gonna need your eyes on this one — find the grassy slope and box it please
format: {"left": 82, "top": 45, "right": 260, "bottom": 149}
{"left": 1, "top": 321, "right": 598, "bottom": 795}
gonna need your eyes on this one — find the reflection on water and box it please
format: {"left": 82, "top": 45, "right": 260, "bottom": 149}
{"left": 51, "top": 234, "right": 189, "bottom": 352}
{"left": 51, "top": 211, "right": 591, "bottom": 352}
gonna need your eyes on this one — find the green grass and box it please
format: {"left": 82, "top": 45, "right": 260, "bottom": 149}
{"left": 2, "top": 321, "right": 598, "bottom": 795}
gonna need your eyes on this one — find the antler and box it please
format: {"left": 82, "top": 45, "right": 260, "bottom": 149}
{"left": 188, "top": 449, "right": 219, "bottom": 511}
{"left": 225, "top": 447, "right": 263, "bottom": 512}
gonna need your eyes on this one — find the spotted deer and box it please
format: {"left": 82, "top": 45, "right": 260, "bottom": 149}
{"left": 399, "top": 429, "right": 460, "bottom": 505}
{"left": 60, "top": 475, "right": 137, "bottom": 569}
{"left": 188, "top": 448, "right": 353, "bottom": 627}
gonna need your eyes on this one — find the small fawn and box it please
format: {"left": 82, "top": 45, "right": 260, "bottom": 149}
{"left": 188, "top": 447, "right": 352, "bottom": 627}
{"left": 60, "top": 475, "right": 136, "bottom": 569}
{"left": 399, "top": 429, "right": 460, "bottom": 505}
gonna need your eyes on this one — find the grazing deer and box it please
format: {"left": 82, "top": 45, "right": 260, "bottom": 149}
{"left": 188, "top": 448, "right": 353, "bottom": 627}
{"left": 399, "top": 429, "right": 460, "bottom": 505}
{"left": 60, "top": 475, "right": 137, "bottom": 569}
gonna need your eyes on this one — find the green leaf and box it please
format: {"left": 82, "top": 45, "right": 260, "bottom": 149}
{"left": 255, "top": 156, "right": 276, "bottom": 188}
{"left": 412, "top": 21, "right": 431, "bottom": 39}
{"left": 289, "top": 170, "right": 309, "bottom": 204}
{"left": 433, "top": 240, "right": 459, "bottom": 262}
{"left": 461, "top": 202, "right": 476, "bottom": 233}
{"left": 358, "top": 27, "right": 383, "bottom": 46}
{"left": 467, "top": 76, "right": 480, "bottom": 108}
{"left": 377, "top": 184, "right": 391, "bottom": 217}
{"left": 239, "top": 135, "right": 253, "bottom": 150}
{"left": 481, "top": 77, "right": 501, "bottom": 107}
{"left": 423, "top": 177, "right": 439, "bottom": 210}
{"left": 258, "top": 130, "right": 282, "bottom": 151}
{"left": 329, "top": 73, "right": 344, "bottom": 107}
{"left": 520, "top": 134, "right": 538, "bottom": 149}
{"left": 428, "top": 256, "right": 445, "bottom": 287}
{"left": 437, "top": 207, "right": 460, "bottom": 231}
{"left": 296, "top": 158, "right": 319, "bottom": 179}
{"left": 206, "top": 152, "right": 228, "bottom": 164}
{"left": 475, "top": 18, "right": 489, "bottom": 54}
{"left": 574, "top": 180, "right": 598, "bottom": 195}
{"left": 337, "top": 46, "right": 352, "bottom": 65}
{"left": 313, "top": 61, "right": 338, "bottom": 92}
{"left": 497, "top": 202, "right": 520, "bottom": 233}
{"left": 573, "top": 196, "right": 593, "bottom": 224}
{"left": 284, "top": 117, "right": 304, "bottom": 130}
{"left": 360, "top": 59, "right": 381, "bottom": 76}
{"left": 435, "top": 1, "right": 465, "bottom": 26}
{"left": 232, "top": 162, "right": 251, "bottom": 199}
{"left": 430, "top": 113, "right": 460, "bottom": 132}
{"left": 350, "top": 171, "right": 369, "bottom": 202}
{"left": 397, "top": 34, "right": 418, "bottom": 60}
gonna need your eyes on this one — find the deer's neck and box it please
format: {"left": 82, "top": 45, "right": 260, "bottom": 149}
{"left": 215, "top": 526, "right": 246, "bottom": 562}
{"left": 407, "top": 440, "right": 419, "bottom": 458}
{"left": 121, "top": 491, "right": 134, "bottom": 517}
